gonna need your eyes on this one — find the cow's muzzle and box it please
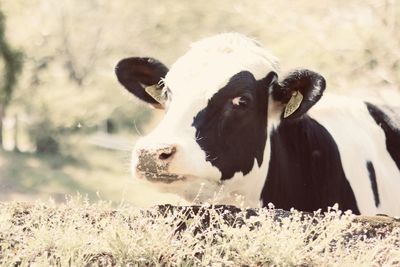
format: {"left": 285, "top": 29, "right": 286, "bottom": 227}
{"left": 135, "top": 144, "right": 184, "bottom": 183}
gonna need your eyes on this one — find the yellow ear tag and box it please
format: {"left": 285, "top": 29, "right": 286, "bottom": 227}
{"left": 145, "top": 85, "right": 166, "bottom": 107}
{"left": 283, "top": 91, "right": 303, "bottom": 118}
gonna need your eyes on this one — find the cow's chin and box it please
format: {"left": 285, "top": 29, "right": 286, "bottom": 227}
{"left": 144, "top": 173, "right": 186, "bottom": 184}
{"left": 135, "top": 170, "right": 221, "bottom": 200}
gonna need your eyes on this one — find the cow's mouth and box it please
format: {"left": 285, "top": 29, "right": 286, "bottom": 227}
{"left": 139, "top": 171, "right": 186, "bottom": 184}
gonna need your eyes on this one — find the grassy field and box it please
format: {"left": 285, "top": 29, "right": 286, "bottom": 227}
{"left": 0, "top": 200, "right": 399, "bottom": 266}
{"left": 1, "top": 137, "right": 399, "bottom": 266}
{"left": 0, "top": 136, "right": 182, "bottom": 207}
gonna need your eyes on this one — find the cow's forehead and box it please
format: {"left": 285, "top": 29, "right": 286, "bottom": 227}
{"left": 163, "top": 33, "right": 280, "bottom": 101}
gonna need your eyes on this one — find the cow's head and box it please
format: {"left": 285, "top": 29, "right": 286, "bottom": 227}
{"left": 115, "top": 33, "right": 326, "bottom": 206}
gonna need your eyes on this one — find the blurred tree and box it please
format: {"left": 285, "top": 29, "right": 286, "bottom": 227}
{"left": 0, "top": 9, "right": 23, "bottom": 148}
{"left": 1, "top": 0, "right": 399, "bottom": 155}
{"left": 3, "top": 0, "right": 150, "bottom": 153}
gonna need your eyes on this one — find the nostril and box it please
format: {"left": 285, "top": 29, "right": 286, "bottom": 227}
{"left": 158, "top": 146, "right": 176, "bottom": 160}
{"left": 159, "top": 152, "right": 172, "bottom": 160}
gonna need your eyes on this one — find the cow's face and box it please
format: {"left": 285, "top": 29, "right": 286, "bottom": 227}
{"left": 115, "top": 34, "right": 325, "bottom": 205}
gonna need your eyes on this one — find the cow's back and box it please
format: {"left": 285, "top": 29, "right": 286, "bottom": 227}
{"left": 306, "top": 94, "right": 400, "bottom": 215}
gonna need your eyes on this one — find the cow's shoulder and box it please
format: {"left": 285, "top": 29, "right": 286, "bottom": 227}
{"left": 262, "top": 114, "right": 360, "bottom": 213}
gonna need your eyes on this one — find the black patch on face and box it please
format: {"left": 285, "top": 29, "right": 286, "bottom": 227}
{"left": 261, "top": 116, "right": 360, "bottom": 214}
{"left": 366, "top": 161, "right": 380, "bottom": 207}
{"left": 192, "top": 71, "right": 275, "bottom": 180}
{"left": 365, "top": 102, "right": 400, "bottom": 171}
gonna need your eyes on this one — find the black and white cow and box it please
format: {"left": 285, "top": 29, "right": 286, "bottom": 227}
{"left": 115, "top": 33, "right": 400, "bottom": 216}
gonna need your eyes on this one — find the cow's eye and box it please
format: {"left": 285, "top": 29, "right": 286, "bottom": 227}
{"left": 232, "top": 96, "right": 249, "bottom": 108}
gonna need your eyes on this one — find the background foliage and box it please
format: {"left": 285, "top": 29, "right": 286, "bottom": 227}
{"left": 0, "top": 0, "right": 399, "bottom": 205}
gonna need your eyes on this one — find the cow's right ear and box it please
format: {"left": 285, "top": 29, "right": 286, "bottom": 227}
{"left": 115, "top": 57, "right": 169, "bottom": 109}
{"left": 271, "top": 69, "right": 326, "bottom": 119}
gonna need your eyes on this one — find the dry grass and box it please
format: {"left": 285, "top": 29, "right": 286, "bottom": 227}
{"left": 0, "top": 197, "right": 399, "bottom": 266}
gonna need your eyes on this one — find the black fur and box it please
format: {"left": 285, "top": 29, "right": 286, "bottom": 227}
{"left": 192, "top": 71, "right": 276, "bottom": 180}
{"left": 366, "top": 102, "right": 400, "bottom": 170}
{"left": 366, "top": 161, "right": 380, "bottom": 207}
{"left": 261, "top": 117, "right": 360, "bottom": 214}
{"left": 115, "top": 57, "right": 168, "bottom": 107}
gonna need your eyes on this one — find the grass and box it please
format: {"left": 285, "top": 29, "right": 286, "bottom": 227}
{"left": 0, "top": 198, "right": 399, "bottom": 266}
{"left": 0, "top": 138, "right": 399, "bottom": 266}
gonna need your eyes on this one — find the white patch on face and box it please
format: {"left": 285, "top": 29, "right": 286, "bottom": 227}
{"left": 131, "top": 33, "right": 280, "bottom": 205}
{"left": 165, "top": 33, "right": 280, "bottom": 99}
{"left": 308, "top": 93, "right": 400, "bottom": 216}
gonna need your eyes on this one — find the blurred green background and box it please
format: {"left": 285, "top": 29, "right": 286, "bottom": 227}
{"left": 0, "top": 0, "right": 399, "bottom": 206}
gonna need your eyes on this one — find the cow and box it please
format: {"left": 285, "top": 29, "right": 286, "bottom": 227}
{"left": 115, "top": 33, "right": 400, "bottom": 216}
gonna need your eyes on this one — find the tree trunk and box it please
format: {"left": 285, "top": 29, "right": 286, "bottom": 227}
{"left": 13, "top": 114, "right": 19, "bottom": 152}
{"left": 0, "top": 104, "right": 4, "bottom": 148}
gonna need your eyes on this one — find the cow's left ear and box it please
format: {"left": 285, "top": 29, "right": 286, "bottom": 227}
{"left": 272, "top": 69, "right": 326, "bottom": 119}
{"left": 115, "top": 57, "right": 169, "bottom": 109}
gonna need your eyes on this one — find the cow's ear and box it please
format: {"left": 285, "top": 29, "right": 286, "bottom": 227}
{"left": 115, "top": 57, "right": 169, "bottom": 109}
{"left": 272, "top": 69, "right": 326, "bottom": 119}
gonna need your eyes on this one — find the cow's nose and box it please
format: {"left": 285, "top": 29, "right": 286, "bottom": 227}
{"left": 157, "top": 145, "right": 176, "bottom": 160}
